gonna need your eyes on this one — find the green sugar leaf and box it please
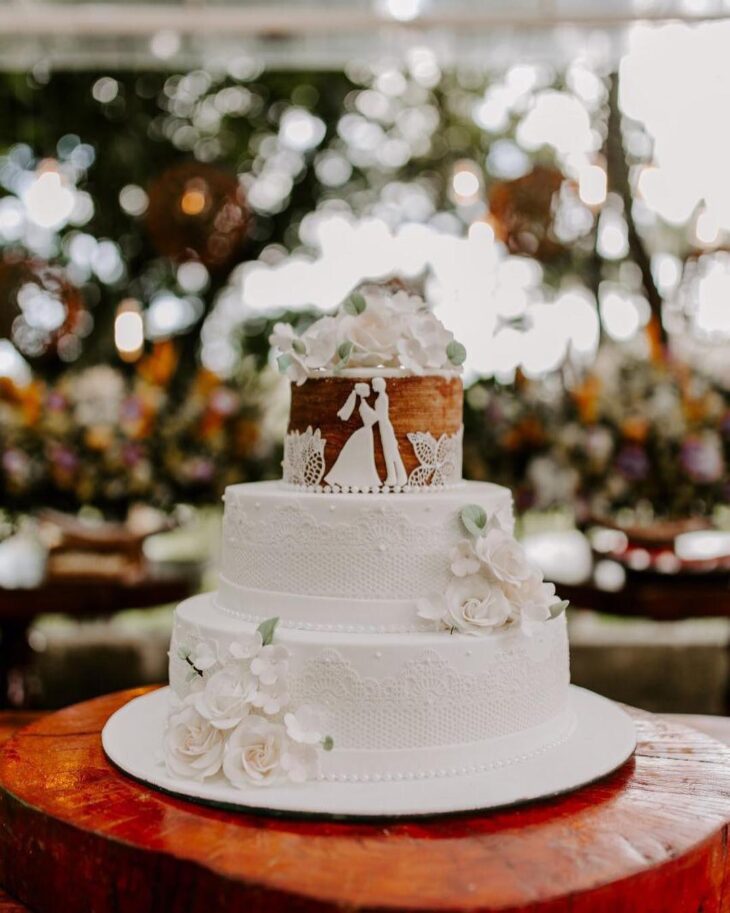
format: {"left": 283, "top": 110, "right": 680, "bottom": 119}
{"left": 277, "top": 354, "right": 293, "bottom": 373}
{"left": 256, "top": 616, "right": 280, "bottom": 646}
{"left": 322, "top": 735, "right": 334, "bottom": 752}
{"left": 549, "top": 599, "right": 569, "bottom": 619}
{"left": 292, "top": 338, "right": 306, "bottom": 355}
{"left": 342, "top": 292, "right": 366, "bottom": 316}
{"left": 446, "top": 340, "right": 467, "bottom": 366}
{"left": 460, "top": 504, "right": 487, "bottom": 537}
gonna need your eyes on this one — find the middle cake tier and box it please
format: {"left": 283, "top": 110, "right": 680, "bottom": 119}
{"left": 218, "top": 480, "right": 514, "bottom": 633}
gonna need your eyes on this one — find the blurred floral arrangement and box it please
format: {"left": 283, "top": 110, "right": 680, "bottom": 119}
{"left": 0, "top": 342, "right": 282, "bottom": 518}
{"left": 464, "top": 343, "right": 730, "bottom": 522}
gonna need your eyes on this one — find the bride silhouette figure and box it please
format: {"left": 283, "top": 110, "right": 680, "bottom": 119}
{"left": 324, "top": 382, "right": 382, "bottom": 489}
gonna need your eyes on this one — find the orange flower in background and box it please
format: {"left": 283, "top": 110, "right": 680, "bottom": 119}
{"left": 501, "top": 417, "right": 545, "bottom": 451}
{"left": 234, "top": 418, "right": 261, "bottom": 456}
{"left": 572, "top": 375, "right": 601, "bottom": 425}
{"left": 0, "top": 377, "right": 44, "bottom": 426}
{"left": 137, "top": 340, "right": 179, "bottom": 387}
{"left": 621, "top": 415, "right": 649, "bottom": 443}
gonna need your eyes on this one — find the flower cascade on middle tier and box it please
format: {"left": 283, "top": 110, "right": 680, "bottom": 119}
{"left": 164, "top": 617, "right": 334, "bottom": 788}
{"left": 417, "top": 505, "right": 569, "bottom": 636}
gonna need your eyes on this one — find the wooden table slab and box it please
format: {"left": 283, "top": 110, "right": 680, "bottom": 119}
{"left": 2, "top": 689, "right": 730, "bottom": 913}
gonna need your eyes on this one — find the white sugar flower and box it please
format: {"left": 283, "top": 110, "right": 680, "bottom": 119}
{"left": 164, "top": 703, "right": 225, "bottom": 781}
{"left": 284, "top": 704, "right": 329, "bottom": 745}
{"left": 223, "top": 717, "right": 287, "bottom": 788}
{"left": 270, "top": 322, "right": 308, "bottom": 385}
{"left": 301, "top": 316, "right": 338, "bottom": 370}
{"left": 397, "top": 311, "right": 454, "bottom": 373}
{"left": 474, "top": 527, "right": 532, "bottom": 586}
{"left": 280, "top": 741, "right": 320, "bottom": 783}
{"left": 250, "top": 644, "right": 289, "bottom": 686}
{"left": 341, "top": 297, "right": 401, "bottom": 367}
{"left": 190, "top": 641, "right": 217, "bottom": 673}
{"left": 449, "top": 539, "right": 480, "bottom": 577}
{"left": 507, "top": 573, "right": 567, "bottom": 634}
{"left": 194, "top": 665, "right": 256, "bottom": 730}
{"left": 251, "top": 678, "right": 289, "bottom": 716}
{"left": 445, "top": 575, "right": 511, "bottom": 634}
{"left": 228, "top": 632, "right": 263, "bottom": 662}
{"left": 416, "top": 595, "right": 446, "bottom": 627}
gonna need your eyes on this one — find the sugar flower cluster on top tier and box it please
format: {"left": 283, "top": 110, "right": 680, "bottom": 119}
{"left": 418, "top": 505, "right": 569, "bottom": 636}
{"left": 164, "top": 617, "right": 333, "bottom": 788}
{"left": 270, "top": 286, "right": 466, "bottom": 385}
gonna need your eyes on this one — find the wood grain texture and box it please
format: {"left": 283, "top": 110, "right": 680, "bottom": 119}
{"left": 288, "top": 375, "right": 463, "bottom": 484}
{"left": 1, "top": 690, "right": 730, "bottom": 912}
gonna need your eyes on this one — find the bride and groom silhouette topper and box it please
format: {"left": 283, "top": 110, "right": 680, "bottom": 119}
{"left": 324, "top": 378, "right": 408, "bottom": 489}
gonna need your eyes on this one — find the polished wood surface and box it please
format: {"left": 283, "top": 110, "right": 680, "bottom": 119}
{"left": 289, "top": 375, "right": 463, "bottom": 483}
{"left": 2, "top": 690, "right": 730, "bottom": 912}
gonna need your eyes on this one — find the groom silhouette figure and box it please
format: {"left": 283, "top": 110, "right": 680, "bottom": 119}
{"left": 372, "top": 377, "right": 408, "bottom": 487}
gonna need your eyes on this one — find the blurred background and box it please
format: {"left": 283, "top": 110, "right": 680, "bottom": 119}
{"left": 1, "top": 0, "right": 729, "bottom": 713}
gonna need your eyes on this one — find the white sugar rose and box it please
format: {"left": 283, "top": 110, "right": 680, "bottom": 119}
{"left": 445, "top": 575, "right": 511, "bottom": 634}
{"left": 450, "top": 539, "right": 480, "bottom": 577}
{"left": 397, "top": 311, "right": 454, "bottom": 373}
{"left": 341, "top": 299, "right": 400, "bottom": 367}
{"left": 194, "top": 665, "right": 256, "bottom": 730}
{"left": 250, "top": 644, "right": 289, "bottom": 686}
{"left": 475, "top": 528, "right": 532, "bottom": 586}
{"left": 223, "top": 717, "right": 287, "bottom": 788}
{"left": 302, "top": 316, "right": 338, "bottom": 370}
{"left": 164, "top": 703, "right": 225, "bottom": 781}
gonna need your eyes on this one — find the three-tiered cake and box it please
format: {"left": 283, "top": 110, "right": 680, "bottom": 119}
{"left": 103, "top": 286, "right": 636, "bottom": 816}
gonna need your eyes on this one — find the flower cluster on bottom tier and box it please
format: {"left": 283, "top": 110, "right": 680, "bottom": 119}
{"left": 165, "top": 594, "right": 572, "bottom": 787}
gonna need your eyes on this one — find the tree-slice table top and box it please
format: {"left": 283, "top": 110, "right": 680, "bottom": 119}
{"left": 2, "top": 690, "right": 730, "bottom": 913}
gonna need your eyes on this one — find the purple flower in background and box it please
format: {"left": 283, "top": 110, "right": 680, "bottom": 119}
{"left": 615, "top": 444, "right": 650, "bottom": 482}
{"left": 680, "top": 436, "right": 725, "bottom": 484}
{"left": 2, "top": 448, "right": 30, "bottom": 481}
{"left": 188, "top": 457, "right": 215, "bottom": 483}
{"left": 122, "top": 443, "right": 144, "bottom": 467}
{"left": 46, "top": 391, "right": 67, "bottom": 412}
{"left": 120, "top": 396, "right": 143, "bottom": 422}
{"left": 49, "top": 444, "right": 79, "bottom": 473}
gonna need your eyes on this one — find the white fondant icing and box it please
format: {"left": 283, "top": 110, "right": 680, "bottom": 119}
{"left": 219, "top": 481, "right": 514, "bottom": 619}
{"left": 170, "top": 594, "right": 571, "bottom": 781}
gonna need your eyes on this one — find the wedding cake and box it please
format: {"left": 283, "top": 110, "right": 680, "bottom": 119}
{"left": 103, "top": 285, "right": 635, "bottom": 816}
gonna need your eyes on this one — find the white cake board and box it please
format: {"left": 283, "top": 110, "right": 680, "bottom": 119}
{"left": 102, "top": 685, "right": 636, "bottom": 818}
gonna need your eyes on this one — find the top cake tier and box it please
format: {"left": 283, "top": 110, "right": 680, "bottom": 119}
{"left": 271, "top": 286, "right": 466, "bottom": 493}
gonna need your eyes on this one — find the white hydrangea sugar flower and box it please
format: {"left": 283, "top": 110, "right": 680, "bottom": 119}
{"left": 228, "top": 631, "right": 263, "bottom": 662}
{"left": 301, "top": 315, "right": 339, "bottom": 370}
{"left": 223, "top": 717, "right": 287, "bottom": 788}
{"left": 397, "top": 311, "right": 454, "bottom": 374}
{"left": 194, "top": 665, "right": 256, "bottom": 730}
{"left": 284, "top": 704, "right": 329, "bottom": 745}
{"left": 280, "top": 741, "right": 320, "bottom": 784}
{"left": 445, "top": 575, "right": 511, "bottom": 634}
{"left": 189, "top": 641, "right": 217, "bottom": 673}
{"left": 475, "top": 527, "right": 532, "bottom": 586}
{"left": 449, "top": 539, "right": 480, "bottom": 577}
{"left": 164, "top": 703, "right": 225, "bottom": 781}
{"left": 251, "top": 678, "right": 290, "bottom": 716}
{"left": 250, "top": 644, "right": 290, "bottom": 687}
{"left": 507, "top": 573, "right": 567, "bottom": 634}
{"left": 270, "top": 322, "right": 308, "bottom": 385}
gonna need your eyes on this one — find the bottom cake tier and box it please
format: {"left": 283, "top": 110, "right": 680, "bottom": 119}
{"left": 168, "top": 594, "right": 572, "bottom": 784}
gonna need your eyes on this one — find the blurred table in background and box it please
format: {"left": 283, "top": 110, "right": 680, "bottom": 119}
{"left": 0, "top": 563, "right": 202, "bottom": 709}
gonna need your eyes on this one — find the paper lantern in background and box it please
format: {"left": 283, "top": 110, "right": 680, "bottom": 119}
{"left": 0, "top": 256, "right": 85, "bottom": 364}
{"left": 488, "top": 165, "right": 565, "bottom": 261}
{"left": 146, "top": 162, "right": 250, "bottom": 270}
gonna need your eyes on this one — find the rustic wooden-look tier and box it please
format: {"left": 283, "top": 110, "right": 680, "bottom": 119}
{"left": 287, "top": 374, "right": 463, "bottom": 487}
{"left": 1, "top": 688, "right": 730, "bottom": 912}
